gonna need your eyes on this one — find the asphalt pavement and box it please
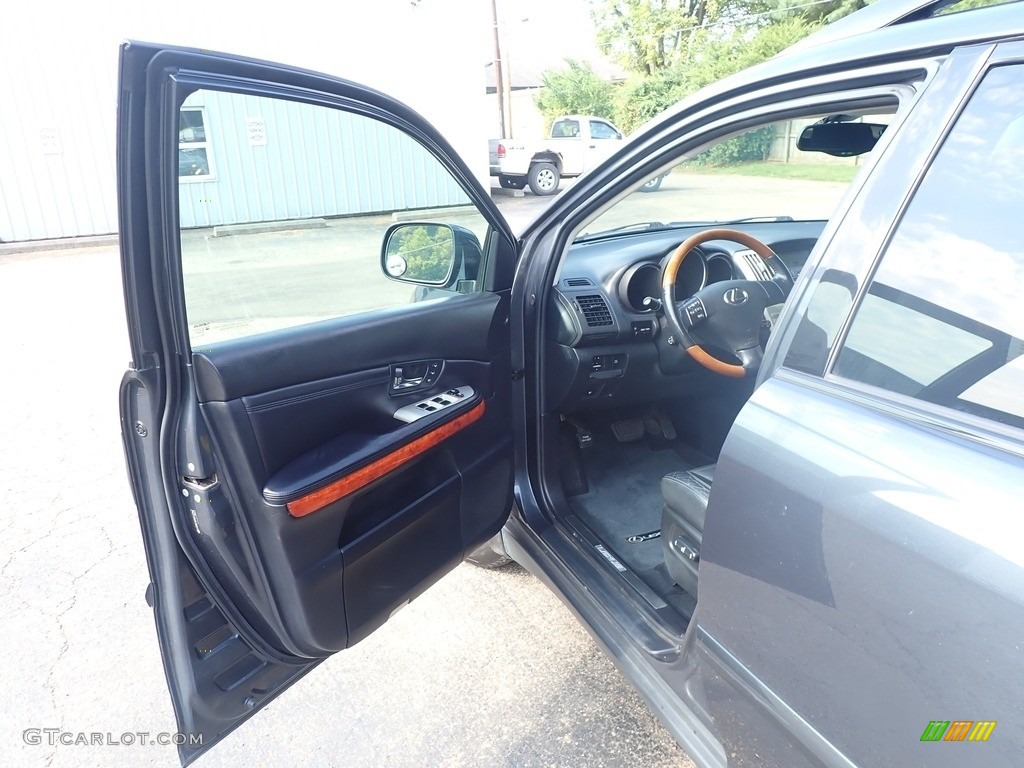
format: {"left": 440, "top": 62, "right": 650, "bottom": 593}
{"left": 0, "top": 192, "right": 695, "bottom": 768}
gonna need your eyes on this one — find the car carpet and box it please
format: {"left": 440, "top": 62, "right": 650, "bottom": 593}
{"left": 567, "top": 435, "right": 691, "bottom": 576}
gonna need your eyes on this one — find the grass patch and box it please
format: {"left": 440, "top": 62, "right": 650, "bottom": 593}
{"left": 680, "top": 161, "right": 860, "bottom": 183}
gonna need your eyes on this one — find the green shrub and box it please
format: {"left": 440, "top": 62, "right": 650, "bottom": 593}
{"left": 689, "top": 126, "right": 774, "bottom": 166}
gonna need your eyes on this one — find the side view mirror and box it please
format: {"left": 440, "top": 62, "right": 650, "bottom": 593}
{"left": 381, "top": 223, "right": 457, "bottom": 286}
{"left": 797, "top": 121, "right": 886, "bottom": 157}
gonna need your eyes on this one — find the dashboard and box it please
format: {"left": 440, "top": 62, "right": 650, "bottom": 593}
{"left": 545, "top": 221, "right": 825, "bottom": 413}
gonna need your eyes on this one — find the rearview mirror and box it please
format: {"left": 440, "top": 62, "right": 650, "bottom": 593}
{"left": 797, "top": 122, "right": 886, "bottom": 157}
{"left": 381, "top": 223, "right": 456, "bottom": 286}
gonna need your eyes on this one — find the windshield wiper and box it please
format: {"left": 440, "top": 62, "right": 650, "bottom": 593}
{"left": 576, "top": 221, "right": 667, "bottom": 241}
{"left": 719, "top": 215, "right": 795, "bottom": 224}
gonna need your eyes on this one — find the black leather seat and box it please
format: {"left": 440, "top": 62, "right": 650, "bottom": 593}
{"left": 661, "top": 464, "right": 715, "bottom": 597}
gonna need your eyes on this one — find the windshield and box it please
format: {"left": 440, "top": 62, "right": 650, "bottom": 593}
{"left": 578, "top": 111, "right": 894, "bottom": 241}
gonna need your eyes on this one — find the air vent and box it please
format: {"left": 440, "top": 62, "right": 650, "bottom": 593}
{"left": 738, "top": 249, "right": 773, "bottom": 281}
{"left": 576, "top": 294, "right": 613, "bottom": 327}
{"left": 565, "top": 277, "right": 594, "bottom": 287}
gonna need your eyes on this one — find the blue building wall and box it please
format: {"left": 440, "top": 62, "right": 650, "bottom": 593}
{"left": 178, "top": 90, "right": 470, "bottom": 229}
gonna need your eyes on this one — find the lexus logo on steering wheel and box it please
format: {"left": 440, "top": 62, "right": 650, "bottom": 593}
{"left": 724, "top": 287, "right": 749, "bottom": 306}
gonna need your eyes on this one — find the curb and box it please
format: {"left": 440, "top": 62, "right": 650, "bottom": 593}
{"left": 213, "top": 218, "right": 326, "bottom": 237}
{"left": 391, "top": 205, "right": 478, "bottom": 222}
{"left": 0, "top": 234, "right": 119, "bottom": 256}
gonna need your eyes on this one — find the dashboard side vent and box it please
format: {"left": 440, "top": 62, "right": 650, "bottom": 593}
{"left": 576, "top": 294, "right": 613, "bottom": 327}
{"left": 564, "top": 277, "right": 594, "bottom": 287}
{"left": 738, "top": 249, "right": 773, "bottom": 281}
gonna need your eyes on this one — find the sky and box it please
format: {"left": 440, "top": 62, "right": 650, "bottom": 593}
{"left": 3, "top": 0, "right": 605, "bottom": 94}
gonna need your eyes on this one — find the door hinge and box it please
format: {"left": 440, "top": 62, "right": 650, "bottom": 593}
{"left": 511, "top": 369, "right": 525, "bottom": 381}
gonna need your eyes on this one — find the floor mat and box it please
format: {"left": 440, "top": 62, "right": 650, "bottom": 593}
{"left": 568, "top": 437, "right": 691, "bottom": 575}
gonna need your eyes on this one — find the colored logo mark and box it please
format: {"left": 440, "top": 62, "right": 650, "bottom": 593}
{"left": 920, "top": 720, "right": 996, "bottom": 742}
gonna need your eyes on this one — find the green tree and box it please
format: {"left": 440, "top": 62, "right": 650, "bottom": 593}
{"left": 591, "top": 0, "right": 723, "bottom": 75}
{"left": 533, "top": 60, "right": 617, "bottom": 126}
{"left": 389, "top": 225, "right": 454, "bottom": 282}
{"left": 765, "top": 0, "right": 874, "bottom": 24}
{"left": 613, "top": 18, "right": 817, "bottom": 132}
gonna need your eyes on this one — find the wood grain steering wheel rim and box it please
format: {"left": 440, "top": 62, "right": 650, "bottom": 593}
{"left": 662, "top": 228, "right": 777, "bottom": 377}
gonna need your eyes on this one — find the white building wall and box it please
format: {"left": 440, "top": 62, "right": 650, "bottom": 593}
{"left": 178, "top": 91, "right": 470, "bottom": 228}
{"left": 0, "top": 0, "right": 491, "bottom": 243}
{"left": 0, "top": 34, "right": 119, "bottom": 241}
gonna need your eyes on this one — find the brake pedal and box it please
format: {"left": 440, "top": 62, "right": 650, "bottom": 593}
{"left": 611, "top": 418, "right": 645, "bottom": 442}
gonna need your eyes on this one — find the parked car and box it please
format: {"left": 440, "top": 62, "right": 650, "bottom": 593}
{"left": 489, "top": 114, "right": 657, "bottom": 195}
{"left": 117, "top": 0, "right": 1024, "bottom": 765}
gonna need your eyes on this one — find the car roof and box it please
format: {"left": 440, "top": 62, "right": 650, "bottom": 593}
{"left": 787, "top": 0, "right": 1021, "bottom": 54}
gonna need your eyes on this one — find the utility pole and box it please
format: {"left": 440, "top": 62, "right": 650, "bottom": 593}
{"left": 490, "top": 0, "right": 507, "bottom": 139}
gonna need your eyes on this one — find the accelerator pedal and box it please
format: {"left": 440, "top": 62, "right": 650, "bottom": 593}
{"left": 654, "top": 407, "right": 677, "bottom": 440}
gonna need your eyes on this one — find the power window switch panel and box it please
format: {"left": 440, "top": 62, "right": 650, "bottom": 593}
{"left": 393, "top": 386, "right": 476, "bottom": 423}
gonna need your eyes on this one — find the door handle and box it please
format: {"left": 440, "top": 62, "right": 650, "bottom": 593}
{"left": 389, "top": 359, "right": 444, "bottom": 394}
{"left": 392, "top": 366, "right": 424, "bottom": 388}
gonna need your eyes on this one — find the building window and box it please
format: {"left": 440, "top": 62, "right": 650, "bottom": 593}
{"left": 179, "top": 108, "right": 213, "bottom": 181}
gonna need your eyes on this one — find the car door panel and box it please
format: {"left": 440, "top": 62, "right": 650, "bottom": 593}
{"left": 191, "top": 292, "right": 509, "bottom": 402}
{"left": 184, "top": 323, "right": 513, "bottom": 658}
{"left": 118, "top": 41, "right": 516, "bottom": 764}
{"left": 702, "top": 375, "right": 1024, "bottom": 768}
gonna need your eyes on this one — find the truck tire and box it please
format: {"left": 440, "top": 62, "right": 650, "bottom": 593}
{"left": 498, "top": 174, "right": 527, "bottom": 190}
{"left": 528, "top": 162, "right": 560, "bottom": 196}
{"left": 639, "top": 173, "right": 666, "bottom": 193}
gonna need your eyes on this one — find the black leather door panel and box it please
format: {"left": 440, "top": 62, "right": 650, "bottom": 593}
{"left": 192, "top": 292, "right": 507, "bottom": 402}
{"left": 243, "top": 359, "right": 495, "bottom": 477}
{"left": 181, "top": 293, "right": 513, "bottom": 658}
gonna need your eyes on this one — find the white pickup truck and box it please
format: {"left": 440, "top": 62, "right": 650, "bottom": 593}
{"left": 489, "top": 115, "right": 664, "bottom": 196}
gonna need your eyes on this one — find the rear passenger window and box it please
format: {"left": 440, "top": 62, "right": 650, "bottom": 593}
{"left": 831, "top": 65, "right": 1024, "bottom": 429}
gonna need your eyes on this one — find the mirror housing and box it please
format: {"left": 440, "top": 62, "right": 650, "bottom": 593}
{"left": 797, "top": 121, "right": 886, "bottom": 157}
{"left": 381, "top": 223, "right": 457, "bottom": 286}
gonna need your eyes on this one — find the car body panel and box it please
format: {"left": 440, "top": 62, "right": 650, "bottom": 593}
{"left": 703, "top": 371, "right": 1024, "bottom": 768}
{"left": 695, "top": 39, "right": 1024, "bottom": 766}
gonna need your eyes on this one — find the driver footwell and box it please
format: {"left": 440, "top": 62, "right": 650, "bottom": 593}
{"left": 563, "top": 423, "right": 706, "bottom": 618}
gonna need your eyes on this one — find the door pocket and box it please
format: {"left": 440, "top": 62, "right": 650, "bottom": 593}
{"left": 341, "top": 475, "right": 462, "bottom": 645}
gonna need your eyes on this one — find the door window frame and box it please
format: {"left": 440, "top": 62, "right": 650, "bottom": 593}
{"left": 765, "top": 45, "right": 1000, "bottom": 384}
{"left": 785, "top": 43, "right": 1024, "bottom": 450}
{"left": 133, "top": 51, "right": 516, "bottom": 366}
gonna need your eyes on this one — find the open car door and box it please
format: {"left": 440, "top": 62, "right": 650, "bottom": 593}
{"left": 117, "top": 42, "right": 517, "bottom": 764}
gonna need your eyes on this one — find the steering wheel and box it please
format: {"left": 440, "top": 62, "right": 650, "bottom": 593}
{"left": 661, "top": 228, "right": 788, "bottom": 378}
